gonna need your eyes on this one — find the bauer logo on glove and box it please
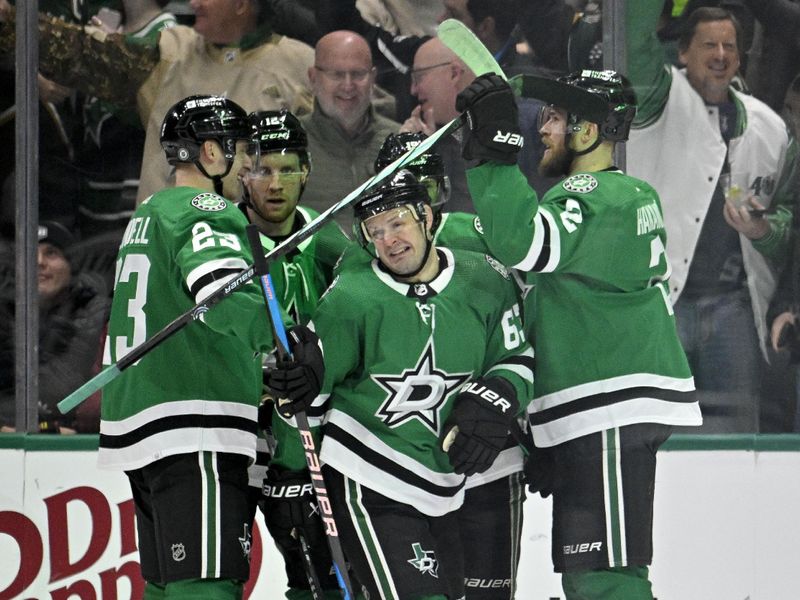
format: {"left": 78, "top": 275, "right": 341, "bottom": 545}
{"left": 439, "top": 377, "right": 520, "bottom": 476}
{"left": 492, "top": 130, "right": 524, "bottom": 148}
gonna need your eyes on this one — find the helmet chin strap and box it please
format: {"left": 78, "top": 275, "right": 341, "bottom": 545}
{"left": 398, "top": 236, "right": 434, "bottom": 280}
{"left": 196, "top": 160, "right": 233, "bottom": 196}
{"left": 385, "top": 222, "right": 435, "bottom": 281}
{"left": 572, "top": 135, "right": 603, "bottom": 157}
{"left": 568, "top": 120, "right": 603, "bottom": 157}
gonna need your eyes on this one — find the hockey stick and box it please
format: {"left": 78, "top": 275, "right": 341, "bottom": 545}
{"left": 438, "top": 20, "right": 537, "bottom": 459}
{"left": 246, "top": 226, "right": 355, "bottom": 600}
{"left": 58, "top": 21, "right": 500, "bottom": 416}
{"left": 437, "top": 19, "right": 507, "bottom": 82}
{"left": 257, "top": 403, "right": 325, "bottom": 600}
{"left": 57, "top": 113, "right": 465, "bottom": 415}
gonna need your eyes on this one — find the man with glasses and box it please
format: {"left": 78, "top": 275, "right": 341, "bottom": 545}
{"left": 300, "top": 30, "right": 400, "bottom": 233}
{"left": 238, "top": 109, "right": 353, "bottom": 600}
{"left": 401, "top": 37, "right": 558, "bottom": 212}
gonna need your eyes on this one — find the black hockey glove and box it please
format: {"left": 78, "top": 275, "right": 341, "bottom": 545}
{"left": 263, "top": 325, "right": 324, "bottom": 419}
{"left": 524, "top": 442, "right": 556, "bottom": 499}
{"left": 440, "top": 377, "right": 520, "bottom": 476}
{"left": 455, "top": 73, "right": 522, "bottom": 165}
{"left": 260, "top": 467, "right": 325, "bottom": 550}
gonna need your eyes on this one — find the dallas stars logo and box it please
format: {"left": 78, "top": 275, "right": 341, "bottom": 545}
{"left": 407, "top": 542, "right": 438, "bottom": 578}
{"left": 562, "top": 173, "right": 598, "bottom": 193}
{"left": 373, "top": 339, "right": 470, "bottom": 434}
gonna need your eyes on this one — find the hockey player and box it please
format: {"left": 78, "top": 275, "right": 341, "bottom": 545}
{"left": 455, "top": 70, "right": 703, "bottom": 599}
{"left": 239, "top": 109, "right": 354, "bottom": 600}
{"left": 266, "top": 170, "right": 535, "bottom": 598}
{"left": 98, "top": 95, "right": 288, "bottom": 600}
{"left": 336, "top": 131, "right": 488, "bottom": 276}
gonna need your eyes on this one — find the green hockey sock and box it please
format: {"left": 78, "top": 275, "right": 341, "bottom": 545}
{"left": 161, "top": 578, "right": 243, "bottom": 600}
{"left": 562, "top": 566, "right": 653, "bottom": 600}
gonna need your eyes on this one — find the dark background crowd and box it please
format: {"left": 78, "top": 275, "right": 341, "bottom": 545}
{"left": 1, "top": 0, "right": 799, "bottom": 434}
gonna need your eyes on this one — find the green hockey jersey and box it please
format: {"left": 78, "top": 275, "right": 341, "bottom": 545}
{"left": 99, "top": 187, "right": 276, "bottom": 470}
{"left": 305, "top": 247, "right": 535, "bottom": 516}
{"left": 245, "top": 205, "right": 351, "bottom": 483}
{"left": 467, "top": 163, "right": 701, "bottom": 447}
{"left": 258, "top": 205, "right": 351, "bottom": 326}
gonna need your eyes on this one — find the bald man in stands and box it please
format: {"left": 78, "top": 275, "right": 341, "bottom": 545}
{"left": 300, "top": 30, "right": 400, "bottom": 233}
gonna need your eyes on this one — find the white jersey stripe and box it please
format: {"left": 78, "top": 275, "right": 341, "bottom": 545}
{"left": 100, "top": 399, "right": 256, "bottom": 435}
{"left": 531, "top": 397, "right": 703, "bottom": 448}
{"left": 614, "top": 429, "right": 628, "bottom": 566}
{"left": 322, "top": 436, "right": 464, "bottom": 516}
{"left": 513, "top": 208, "right": 561, "bottom": 272}
{"left": 186, "top": 257, "right": 249, "bottom": 296}
{"left": 97, "top": 428, "right": 257, "bottom": 471}
{"left": 200, "top": 452, "right": 210, "bottom": 577}
{"left": 535, "top": 373, "right": 696, "bottom": 410}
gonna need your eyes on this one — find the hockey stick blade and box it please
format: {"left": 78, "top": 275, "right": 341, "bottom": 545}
{"left": 57, "top": 265, "right": 257, "bottom": 414}
{"left": 437, "top": 19, "right": 506, "bottom": 81}
{"left": 58, "top": 109, "right": 465, "bottom": 415}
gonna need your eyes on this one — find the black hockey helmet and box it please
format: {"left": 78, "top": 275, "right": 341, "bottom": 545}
{"left": 249, "top": 109, "right": 311, "bottom": 171}
{"left": 524, "top": 69, "right": 636, "bottom": 142}
{"left": 352, "top": 170, "right": 430, "bottom": 247}
{"left": 160, "top": 95, "right": 251, "bottom": 167}
{"left": 374, "top": 132, "right": 449, "bottom": 210}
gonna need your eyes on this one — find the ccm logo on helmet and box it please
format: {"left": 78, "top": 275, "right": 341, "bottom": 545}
{"left": 493, "top": 131, "right": 524, "bottom": 147}
{"left": 462, "top": 381, "right": 513, "bottom": 413}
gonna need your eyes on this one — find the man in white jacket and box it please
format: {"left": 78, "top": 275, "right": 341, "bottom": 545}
{"left": 626, "top": 1, "right": 799, "bottom": 433}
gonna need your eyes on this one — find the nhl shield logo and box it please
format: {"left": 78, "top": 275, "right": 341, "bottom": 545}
{"left": 191, "top": 193, "right": 227, "bottom": 212}
{"left": 171, "top": 543, "right": 186, "bottom": 562}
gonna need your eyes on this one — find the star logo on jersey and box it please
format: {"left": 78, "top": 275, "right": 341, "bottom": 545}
{"left": 373, "top": 339, "right": 471, "bottom": 434}
{"left": 407, "top": 542, "right": 439, "bottom": 578}
{"left": 562, "top": 174, "right": 598, "bottom": 194}
{"left": 191, "top": 193, "right": 227, "bottom": 212}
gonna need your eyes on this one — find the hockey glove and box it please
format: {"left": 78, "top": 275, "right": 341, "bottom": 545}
{"left": 455, "top": 73, "right": 522, "bottom": 165}
{"left": 260, "top": 467, "right": 326, "bottom": 550}
{"left": 440, "top": 377, "right": 520, "bottom": 476}
{"left": 263, "top": 325, "right": 324, "bottom": 419}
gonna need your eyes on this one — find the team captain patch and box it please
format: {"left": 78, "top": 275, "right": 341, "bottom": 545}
{"left": 562, "top": 174, "right": 598, "bottom": 193}
{"left": 191, "top": 193, "right": 227, "bottom": 212}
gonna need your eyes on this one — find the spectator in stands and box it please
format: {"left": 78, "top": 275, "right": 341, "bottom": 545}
{"left": 741, "top": 0, "right": 800, "bottom": 126}
{"left": 75, "top": 0, "right": 176, "bottom": 238}
{"left": 314, "top": 0, "right": 429, "bottom": 121}
{"left": 626, "top": 1, "right": 799, "bottom": 432}
{"left": 0, "top": 221, "right": 110, "bottom": 433}
{"left": 767, "top": 205, "right": 800, "bottom": 431}
{"left": 400, "top": 37, "right": 476, "bottom": 212}
{"left": 300, "top": 30, "right": 399, "bottom": 233}
{"left": 401, "top": 37, "right": 557, "bottom": 210}
{"left": 0, "top": 0, "right": 316, "bottom": 205}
